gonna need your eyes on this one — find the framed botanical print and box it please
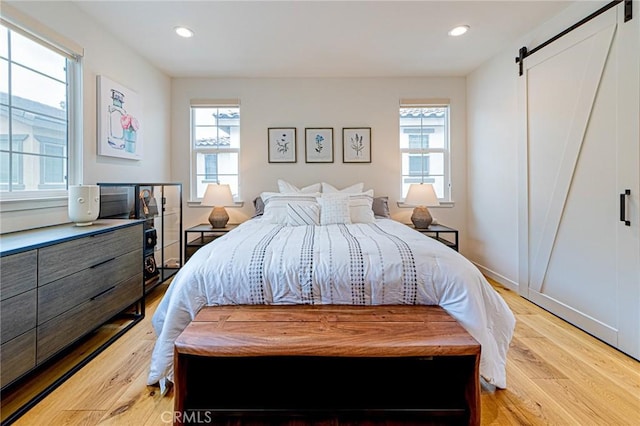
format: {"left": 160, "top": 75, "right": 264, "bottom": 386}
{"left": 305, "top": 128, "right": 334, "bottom": 163}
{"left": 342, "top": 127, "right": 371, "bottom": 163}
{"left": 268, "top": 128, "right": 297, "bottom": 163}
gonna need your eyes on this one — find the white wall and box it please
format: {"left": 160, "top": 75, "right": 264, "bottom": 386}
{"left": 1, "top": 1, "right": 171, "bottom": 233}
{"left": 466, "top": 52, "right": 520, "bottom": 287}
{"left": 466, "top": 0, "right": 615, "bottom": 289}
{"left": 171, "top": 77, "right": 469, "bottom": 249}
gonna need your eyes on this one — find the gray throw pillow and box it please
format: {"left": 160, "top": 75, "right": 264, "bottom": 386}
{"left": 253, "top": 196, "right": 265, "bottom": 217}
{"left": 372, "top": 196, "right": 390, "bottom": 218}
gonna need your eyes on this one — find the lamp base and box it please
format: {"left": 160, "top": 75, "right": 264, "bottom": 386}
{"left": 209, "top": 207, "right": 229, "bottom": 228}
{"left": 411, "top": 206, "right": 433, "bottom": 229}
{"left": 73, "top": 221, "right": 94, "bottom": 227}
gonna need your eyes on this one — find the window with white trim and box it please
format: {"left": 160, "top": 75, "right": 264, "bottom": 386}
{"left": 190, "top": 104, "right": 240, "bottom": 200}
{"left": 399, "top": 105, "right": 450, "bottom": 200}
{"left": 0, "top": 19, "right": 81, "bottom": 199}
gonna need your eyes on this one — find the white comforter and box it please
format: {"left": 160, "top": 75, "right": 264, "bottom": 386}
{"left": 148, "top": 219, "right": 515, "bottom": 390}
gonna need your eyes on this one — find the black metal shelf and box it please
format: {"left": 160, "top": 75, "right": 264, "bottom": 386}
{"left": 409, "top": 224, "right": 459, "bottom": 251}
{"left": 98, "top": 182, "right": 183, "bottom": 293}
{"left": 184, "top": 223, "right": 238, "bottom": 262}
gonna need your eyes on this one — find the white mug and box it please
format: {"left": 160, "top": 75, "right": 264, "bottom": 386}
{"left": 68, "top": 185, "right": 100, "bottom": 226}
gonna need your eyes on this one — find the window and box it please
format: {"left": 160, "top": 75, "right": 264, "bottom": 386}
{"left": 399, "top": 105, "right": 450, "bottom": 200}
{"left": 190, "top": 104, "right": 240, "bottom": 200}
{"left": 0, "top": 17, "right": 81, "bottom": 199}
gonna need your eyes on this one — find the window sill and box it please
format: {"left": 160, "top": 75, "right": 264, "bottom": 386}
{"left": 396, "top": 200, "right": 455, "bottom": 208}
{"left": 187, "top": 200, "right": 244, "bottom": 208}
{"left": 0, "top": 196, "right": 68, "bottom": 213}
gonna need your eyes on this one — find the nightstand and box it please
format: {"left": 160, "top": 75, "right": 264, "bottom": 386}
{"left": 409, "top": 224, "right": 459, "bottom": 251}
{"left": 184, "top": 224, "right": 238, "bottom": 262}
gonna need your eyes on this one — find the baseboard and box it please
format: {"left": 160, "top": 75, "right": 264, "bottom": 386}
{"left": 526, "top": 290, "right": 618, "bottom": 347}
{"left": 472, "top": 262, "right": 519, "bottom": 292}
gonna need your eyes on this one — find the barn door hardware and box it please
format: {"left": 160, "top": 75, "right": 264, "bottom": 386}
{"left": 515, "top": 0, "right": 632, "bottom": 76}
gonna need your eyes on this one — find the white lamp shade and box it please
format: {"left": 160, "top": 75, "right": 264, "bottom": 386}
{"left": 405, "top": 183, "right": 440, "bottom": 207}
{"left": 202, "top": 184, "right": 234, "bottom": 206}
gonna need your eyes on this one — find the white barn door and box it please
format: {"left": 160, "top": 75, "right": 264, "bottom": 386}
{"left": 518, "top": 6, "right": 639, "bottom": 359}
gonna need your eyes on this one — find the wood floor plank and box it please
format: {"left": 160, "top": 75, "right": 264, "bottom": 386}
{"left": 96, "top": 368, "right": 166, "bottom": 425}
{"left": 481, "top": 360, "right": 576, "bottom": 425}
{"left": 63, "top": 339, "right": 152, "bottom": 411}
{"left": 518, "top": 312, "right": 640, "bottom": 391}
{"left": 522, "top": 336, "right": 640, "bottom": 423}
{"left": 507, "top": 336, "right": 568, "bottom": 379}
{"left": 45, "top": 410, "right": 107, "bottom": 426}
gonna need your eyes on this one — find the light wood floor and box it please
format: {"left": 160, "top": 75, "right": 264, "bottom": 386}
{"left": 5, "top": 279, "right": 640, "bottom": 425}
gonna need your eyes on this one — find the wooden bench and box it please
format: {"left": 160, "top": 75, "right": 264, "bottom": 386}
{"left": 173, "top": 305, "right": 481, "bottom": 426}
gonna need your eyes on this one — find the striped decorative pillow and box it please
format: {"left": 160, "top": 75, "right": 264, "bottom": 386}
{"left": 262, "top": 192, "right": 320, "bottom": 224}
{"left": 286, "top": 202, "right": 320, "bottom": 226}
{"left": 348, "top": 190, "right": 375, "bottom": 223}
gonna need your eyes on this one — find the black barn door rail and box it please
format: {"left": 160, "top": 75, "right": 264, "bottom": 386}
{"left": 516, "top": 0, "right": 633, "bottom": 76}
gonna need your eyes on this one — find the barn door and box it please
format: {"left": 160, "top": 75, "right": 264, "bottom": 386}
{"left": 518, "top": 5, "right": 639, "bottom": 359}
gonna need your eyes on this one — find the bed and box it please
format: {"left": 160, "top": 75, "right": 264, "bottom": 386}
{"left": 147, "top": 205, "right": 516, "bottom": 396}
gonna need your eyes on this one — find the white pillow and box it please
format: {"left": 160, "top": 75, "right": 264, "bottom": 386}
{"left": 262, "top": 192, "right": 320, "bottom": 224}
{"left": 321, "top": 182, "right": 364, "bottom": 194}
{"left": 348, "top": 190, "right": 375, "bottom": 223}
{"left": 278, "top": 179, "right": 321, "bottom": 193}
{"left": 318, "top": 194, "right": 352, "bottom": 225}
{"left": 286, "top": 202, "right": 320, "bottom": 226}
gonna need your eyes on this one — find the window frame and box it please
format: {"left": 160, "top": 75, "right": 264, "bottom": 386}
{"left": 399, "top": 104, "right": 451, "bottom": 202}
{"left": 189, "top": 103, "right": 240, "bottom": 202}
{"left": 0, "top": 5, "right": 83, "bottom": 208}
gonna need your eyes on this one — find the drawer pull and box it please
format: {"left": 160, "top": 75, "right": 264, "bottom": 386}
{"left": 90, "top": 231, "right": 115, "bottom": 238}
{"left": 90, "top": 286, "right": 116, "bottom": 301}
{"left": 90, "top": 257, "right": 116, "bottom": 269}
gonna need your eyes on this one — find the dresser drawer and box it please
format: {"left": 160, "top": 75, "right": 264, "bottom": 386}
{"left": 37, "top": 273, "right": 143, "bottom": 364}
{"left": 38, "top": 249, "right": 142, "bottom": 325}
{"left": 38, "top": 224, "right": 142, "bottom": 285}
{"left": 0, "top": 329, "right": 36, "bottom": 388}
{"left": 1, "top": 289, "right": 36, "bottom": 344}
{"left": 0, "top": 250, "right": 37, "bottom": 301}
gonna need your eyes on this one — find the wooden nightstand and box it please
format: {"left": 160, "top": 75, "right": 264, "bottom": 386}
{"left": 409, "top": 224, "right": 459, "bottom": 251}
{"left": 184, "top": 224, "right": 238, "bottom": 262}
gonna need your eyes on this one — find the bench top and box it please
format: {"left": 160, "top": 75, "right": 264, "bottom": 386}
{"left": 175, "top": 305, "right": 480, "bottom": 358}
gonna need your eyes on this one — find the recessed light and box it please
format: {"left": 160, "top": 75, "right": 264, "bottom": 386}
{"left": 175, "top": 26, "right": 194, "bottom": 38}
{"left": 448, "top": 25, "right": 470, "bottom": 37}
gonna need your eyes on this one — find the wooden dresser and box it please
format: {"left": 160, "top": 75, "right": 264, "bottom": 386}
{"left": 0, "top": 219, "right": 144, "bottom": 390}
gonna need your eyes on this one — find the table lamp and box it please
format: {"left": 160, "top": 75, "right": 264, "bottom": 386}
{"left": 405, "top": 183, "right": 440, "bottom": 229}
{"left": 202, "top": 183, "right": 234, "bottom": 228}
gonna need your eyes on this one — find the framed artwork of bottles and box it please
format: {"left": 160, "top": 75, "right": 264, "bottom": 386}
{"left": 97, "top": 75, "right": 143, "bottom": 160}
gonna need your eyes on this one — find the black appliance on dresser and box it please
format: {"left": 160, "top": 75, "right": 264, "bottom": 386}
{"left": 97, "top": 183, "right": 183, "bottom": 294}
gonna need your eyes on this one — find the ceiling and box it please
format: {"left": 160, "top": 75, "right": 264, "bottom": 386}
{"left": 73, "top": 0, "right": 574, "bottom": 78}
